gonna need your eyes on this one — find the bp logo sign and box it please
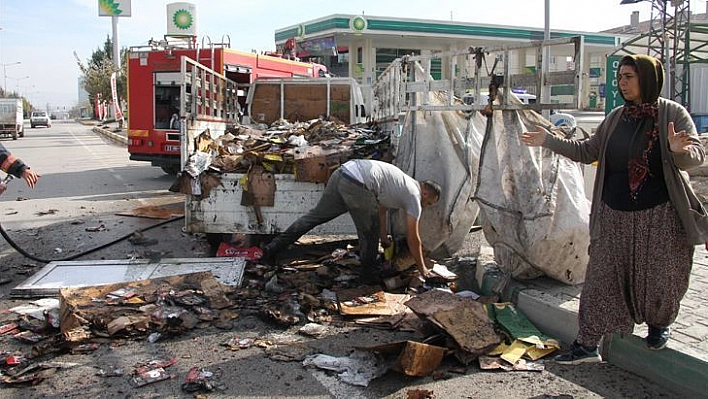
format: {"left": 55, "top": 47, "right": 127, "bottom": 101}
{"left": 98, "top": 0, "right": 131, "bottom": 17}
{"left": 172, "top": 8, "right": 194, "bottom": 30}
{"left": 350, "top": 16, "right": 367, "bottom": 32}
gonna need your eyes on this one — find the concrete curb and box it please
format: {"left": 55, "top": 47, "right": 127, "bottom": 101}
{"left": 92, "top": 126, "right": 127, "bottom": 145}
{"left": 604, "top": 333, "right": 708, "bottom": 398}
{"left": 479, "top": 268, "right": 707, "bottom": 398}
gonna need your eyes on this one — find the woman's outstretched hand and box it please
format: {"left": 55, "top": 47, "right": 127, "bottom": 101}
{"left": 668, "top": 122, "right": 691, "bottom": 154}
{"left": 521, "top": 126, "right": 548, "bottom": 147}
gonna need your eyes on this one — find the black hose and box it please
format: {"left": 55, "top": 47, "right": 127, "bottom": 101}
{"left": 0, "top": 215, "right": 185, "bottom": 263}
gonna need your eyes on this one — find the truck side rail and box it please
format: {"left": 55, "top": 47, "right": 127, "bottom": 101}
{"left": 245, "top": 76, "right": 365, "bottom": 125}
{"left": 180, "top": 55, "right": 240, "bottom": 165}
{"left": 372, "top": 36, "right": 585, "bottom": 121}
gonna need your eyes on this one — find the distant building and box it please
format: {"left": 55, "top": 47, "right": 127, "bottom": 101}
{"left": 275, "top": 14, "right": 624, "bottom": 111}
{"left": 275, "top": 9, "right": 708, "bottom": 114}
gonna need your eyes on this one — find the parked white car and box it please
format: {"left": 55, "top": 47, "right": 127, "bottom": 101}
{"left": 549, "top": 110, "right": 577, "bottom": 128}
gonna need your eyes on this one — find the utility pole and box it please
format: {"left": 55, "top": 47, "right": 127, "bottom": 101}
{"left": 2, "top": 61, "right": 21, "bottom": 95}
{"left": 541, "top": 0, "right": 551, "bottom": 119}
{"left": 112, "top": 16, "right": 120, "bottom": 70}
{"left": 111, "top": 15, "right": 121, "bottom": 128}
{"left": 99, "top": 1, "right": 130, "bottom": 127}
{"left": 619, "top": 0, "right": 691, "bottom": 107}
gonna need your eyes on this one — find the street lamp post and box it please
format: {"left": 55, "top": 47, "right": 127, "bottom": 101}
{"left": 1, "top": 61, "right": 21, "bottom": 96}
{"left": 7, "top": 75, "right": 30, "bottom": 94}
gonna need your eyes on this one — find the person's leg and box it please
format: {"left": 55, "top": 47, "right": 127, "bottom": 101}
{"left": 554, "top": 241, "right": 611, "bottom": 365}
{"left": 634, "top": 202, "right": 693, "bottom": 350}
{"left": 340, "top": 181, "right": 379, "bottom": 279}
{"left": 576, "top": 204, "right": 636, "bottom": 347}
{"left": 556, "top": 203, "right": 634, "bottom": 365}
{"left": 264, "top": 171, "right": 349, "bottom": 255}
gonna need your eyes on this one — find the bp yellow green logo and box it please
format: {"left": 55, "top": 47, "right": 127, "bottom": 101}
{"left": 350, "top": 16, "right": 367, "bottom": 32}
{"left": 98, "top": 0, "right": 124, "bottom": 16}
{"left": 173, "top": 8, "right": 194, "bottom": 30}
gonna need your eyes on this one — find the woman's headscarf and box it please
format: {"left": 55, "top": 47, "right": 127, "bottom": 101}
{"left": 618, "top": 54, "right": 664, "bottom": 104}
{"left": 618, "top": 54, "right": 665, "bottom": 200}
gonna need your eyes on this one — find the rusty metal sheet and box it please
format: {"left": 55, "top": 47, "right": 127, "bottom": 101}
{"left": 404, "top": 288, "right": 474, "bottom": 317}
{"left": 405, "top": 289, "right": 500, "bottom": 357}
{"left": 432, "top": 304, "right": 501, "bottom": 356}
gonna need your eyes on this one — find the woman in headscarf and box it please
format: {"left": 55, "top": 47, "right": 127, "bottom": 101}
{"left": 521, "top": 54, "right": 708, "bottom": 364}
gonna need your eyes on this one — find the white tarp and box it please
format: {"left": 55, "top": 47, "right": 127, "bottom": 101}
{"left": 390, "top": 70, "right": 482, "bottom": 258}
{"left": 391, "top": 62, "right": 590, "bottom": 285}
{"left": 473, "top": 107, "right": 591, "bottom": 285}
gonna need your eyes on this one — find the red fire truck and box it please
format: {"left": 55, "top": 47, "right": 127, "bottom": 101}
{"left": 127, "top": 38, "right": 328, "bottom": 174}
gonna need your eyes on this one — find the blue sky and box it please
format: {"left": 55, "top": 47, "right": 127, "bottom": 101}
{"left": 0, "top": 0, "right": 655, "bottom": 109}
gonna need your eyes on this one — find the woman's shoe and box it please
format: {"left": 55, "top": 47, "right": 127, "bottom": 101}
{"left": 646, "top": 326, "right": 670, "bottom": 350}
{"left": 553, "top": 341, "right": 602, "bottom": 365}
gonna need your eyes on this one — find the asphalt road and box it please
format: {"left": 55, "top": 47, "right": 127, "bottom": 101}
{"left": 0, "top": 121, "right": 198, "bottom": 262}
{"left": 0, "top": 121, "right": 177, "bottom": 228}
{"left": 0, "top": 121, "right": 680, "bottom": 398}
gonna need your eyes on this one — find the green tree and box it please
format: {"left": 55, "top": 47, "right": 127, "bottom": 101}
{"left": 74, "top": 35, "right": 127, "bottom": 118}
{"left": 21, "top": 98, "right": 31, "bottom": 117}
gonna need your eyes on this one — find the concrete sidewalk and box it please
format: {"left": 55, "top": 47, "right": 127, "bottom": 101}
{"left": 479, "top": 244, "right": 708, "bottom": 398}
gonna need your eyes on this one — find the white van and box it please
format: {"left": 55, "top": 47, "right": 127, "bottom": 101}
{"left": 514, "top": 92, "right": 537, "bottom": 104}
{"left": 549, "top": 110, "right": 577, "bottom": 127}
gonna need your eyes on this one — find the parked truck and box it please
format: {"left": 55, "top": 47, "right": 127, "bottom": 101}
{"left": 0, "top": 98, "right": 24, "bottom": 140}
{"left": 179, "top": 57, "right": 360, "bottom": 237}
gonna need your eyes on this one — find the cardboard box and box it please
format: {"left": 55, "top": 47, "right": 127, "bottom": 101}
{"left": 396, "top": 341, "right": 446, "bottom": 377}
{"left": 293, "top": 147, "right": 351, "bottom": 183}
{"left": 362, "top": 340, "right": 446, "bottom": 377}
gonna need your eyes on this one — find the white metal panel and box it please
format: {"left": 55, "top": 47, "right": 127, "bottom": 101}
{"left": 11, "top": 258, "right": 246, "bottom": 298}
{"left": 186, "top": 173, "right": 357, "bottom": 235}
